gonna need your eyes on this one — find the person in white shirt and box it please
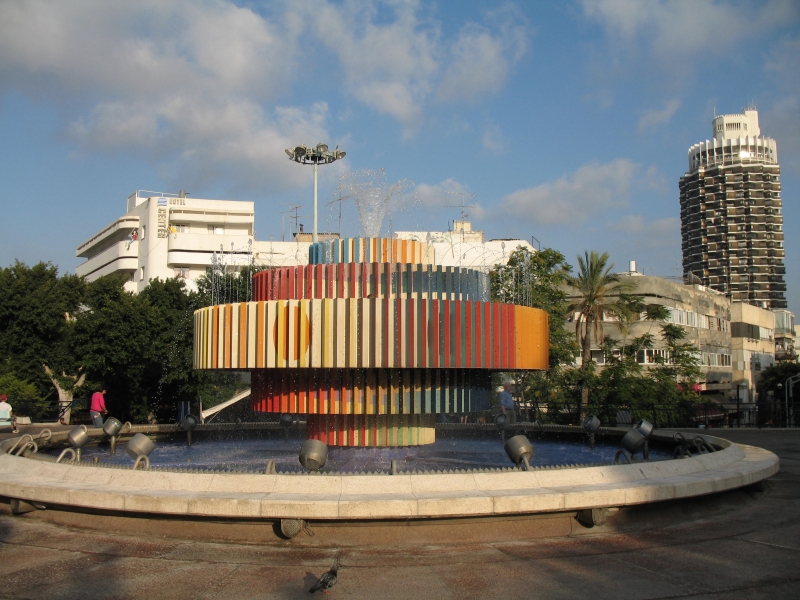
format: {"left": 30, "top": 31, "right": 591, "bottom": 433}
{"left": 0, "top": 394, "right": 18, "bottom": 433}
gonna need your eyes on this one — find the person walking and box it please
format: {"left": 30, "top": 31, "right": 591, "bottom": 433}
{"left": 90, "top": 389, "right": 108, "bottom": 428}
{"left": 0, "top": 394, "right": 18, "bottom": 433}
{"left": 499, "top": 382, "right": 517, "bottom": 424}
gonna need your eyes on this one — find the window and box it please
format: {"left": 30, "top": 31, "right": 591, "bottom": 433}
{"left": 140, "top": 266, "right": 145, "bottom": 281}
{"left": 173, "top": 223, "right": 189, "bottom": 233}
{"left": 174, "top": 267, "right": 190, "bottom": 279}
{"left": 208, "top": 225, "right": 224, "bottom": 235}
{"left": 141, "top": 225, "right": 146, "bottom": 240}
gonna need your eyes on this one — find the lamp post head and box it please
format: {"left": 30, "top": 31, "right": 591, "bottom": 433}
{"left": 285, "top": 143, "right": 345, "bottom": 165}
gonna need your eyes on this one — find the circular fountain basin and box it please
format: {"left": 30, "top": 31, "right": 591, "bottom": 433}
{"left": 46, "top": 436, "right": 672, "bottom": 473}
{"left": 0, "top": 426, "right": 778, "bottom": 524}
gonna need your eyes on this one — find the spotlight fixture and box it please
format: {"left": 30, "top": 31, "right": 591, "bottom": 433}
{"left": 126, "top": 433, "right": 155, "bottom": 470}
{"left": 279, "top": 413, "right": 294, "bottom": 441}
{"left": 634, "top": 419, "right": 654, "bottom": 439}
{"left": 299, "top": 439, "right": 328, "bottom": 472}
{"left": 284, "top": 141, "right": 346, "bottom": 242}
{"left": 179, "top": 414, "right": 199, "bottom": 446}
{"left": 621, "top": 428, "right": 646, "bottom": 455}
{"left": 504, "top": 435, "right": 534, "bottom": 471}
{"left": 179, "top": 415, "right": 199, "bottom": 431}
{"left": 583, "top": 414, "right": 600, "bottom": 449}
{"left": 67, "top": 425, "right": 90, "bottom": 461}
{"left": 103, "top": 417, "right": 123, "bottom": 437}
{"left": 583, "top": 415, "right": 600, "bottom": 433}
{"left": 103, "top": 417, "right": 123, "bottom": 455}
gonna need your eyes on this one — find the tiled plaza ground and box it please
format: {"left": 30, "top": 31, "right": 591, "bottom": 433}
{"left": 0, "top": 428, "right": 798, "bottom": 599}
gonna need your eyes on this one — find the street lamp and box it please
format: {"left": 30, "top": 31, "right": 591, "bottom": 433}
{"left": 285, "top": 143, "right": 346, "bottom": 243}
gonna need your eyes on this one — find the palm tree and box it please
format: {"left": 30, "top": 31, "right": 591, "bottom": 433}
{"left": 568, "top": 251, "right": 638, "bottom": 416}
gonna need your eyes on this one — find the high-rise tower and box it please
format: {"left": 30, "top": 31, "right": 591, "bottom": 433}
{"left": 679, "top": 108, "right": 787, "bottom": 309}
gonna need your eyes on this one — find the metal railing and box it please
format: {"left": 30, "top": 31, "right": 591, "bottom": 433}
{"left": 8, "top": 398, "right": 89, "bottom": 423}
{"left": 523, "top": 402, "right": 753, "bottom": 430}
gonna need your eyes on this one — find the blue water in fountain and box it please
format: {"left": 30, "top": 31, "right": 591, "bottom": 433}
{"left": 60, "top": 436, "right": 671, "bottom": 473}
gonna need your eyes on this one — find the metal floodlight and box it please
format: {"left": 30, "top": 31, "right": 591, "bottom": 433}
{"left": 285, "top": 141, "right": 346, "bottom": 243}
{"left": 621, "top": 428, "right": 646, "bottom": 455}
{"left": 179, "top": 415, "right": 199, "bottom": 432}
{"left": 494, "top": 414, "right": 508, "bottom": 428}
{"left": 299, "top": 439, "right": 328, "bottom": 472}
{"left": 103, "top": 417, "right": 123, "bottom": 455}
{"left": 179, "top": 414, "right": 199, "bottom": 446}
{"left": 68, "top": 425, "right": 90, "bottom": 449}
{"left": 126, "top": 433, "right": 155, "bottom": 470}
{"left": 583, "top": 415, "right": 601, "bottom": 433}
{"left": 103, "top": 417, "right": 123, "bottom": 437}
{"left": 634, "top": 419, "right": 654, "bottom": 439}
{"left": 504, "top": 435, "right": 534, "bottom": 471}
{"left": 279, "top": 413, "right": 293, "bottom": 441}
{"left": 66, "top": 425, "right": 90, "bottom": 462}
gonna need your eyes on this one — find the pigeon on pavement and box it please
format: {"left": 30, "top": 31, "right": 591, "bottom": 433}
{"left": 309, "top": 557, "right": 339, "bottom": 594}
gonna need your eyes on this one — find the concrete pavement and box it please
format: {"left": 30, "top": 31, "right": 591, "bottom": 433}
{"left": 0, "top": 428, "right": 798, "bottom": 599}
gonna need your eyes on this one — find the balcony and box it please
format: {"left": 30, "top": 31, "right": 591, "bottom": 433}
{"left": 166, "top": 233, "right": 254, "bottom": 267}
{"left": 76, "top": 216, "right": 140, "bottom": 258}
{"left": 76, "top": 241, "right": 138, "bottom": 279}
{"left": 167, "top": 232, "right": 253, "bottom": 253}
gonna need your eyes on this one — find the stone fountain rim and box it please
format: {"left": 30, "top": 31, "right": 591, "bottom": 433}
{"left": 0, "top": 427, "right": 779, "bottom": 521}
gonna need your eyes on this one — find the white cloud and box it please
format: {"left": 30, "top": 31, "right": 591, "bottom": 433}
{"left": 499, "top": 159, "right": 654, "bottom": 226}
{"left": 482, "top": 124, "right": 503, "bottom": 152}
{"left": 305, "top": 2, "right": 530, "bottom": 135}
{"left": 303, "top": 1, "right": 438, "bottom": 131}
{"left": 638, "top": 99, "right": 681, "bottom": 132}
{"left": 0, "top": 0, "right": 530, "bottom": 192}
{"left": 581, "top": 0, "right": 797, "bottom": 67}
{"left": 763, "top": 36, "right": 800, "bottom": 172}
{"left": 609, "top": 215, "right": 679, "bottom": 247}
{"left": 436, "top": 7, "right": 529, "bottom": 103}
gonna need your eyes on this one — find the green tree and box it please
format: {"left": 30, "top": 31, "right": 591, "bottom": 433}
{"left": 758, "top": 361, "right": 800, "bottom": 401}
{"left": 653, "top": 323, "right": 702, "bottom": 384}
{"left": 0, "top": 372, "right": 48, "bottom": 418}
{"left": 0, "top": 261, "right": 87, "bottom": 416}
{"left": 491, "top": 247, "right": 580, "bottom": 421}
{"left": 567, "top": 251, "right": 639, "bottom": 415}
{"left": 491, "top": 247, "right": 578, "bottom": 367}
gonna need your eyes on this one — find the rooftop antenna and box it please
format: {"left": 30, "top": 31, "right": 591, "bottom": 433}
{"left": 444, "top": 191, "right": 477, "bottom": 222}
{"left": 279, "top": 204, "right": 304, "bottom": 241}
{"left": 326, "top": 196, "right": 349, "bottom": 237}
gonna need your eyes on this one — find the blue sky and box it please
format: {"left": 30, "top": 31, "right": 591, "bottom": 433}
{"left": 1, "top": 0, "right": 798, "bottom": 313}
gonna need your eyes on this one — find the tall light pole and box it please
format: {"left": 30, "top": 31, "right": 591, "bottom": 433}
{"left": 285, "top": 143, "right": 346, "bottom": 243}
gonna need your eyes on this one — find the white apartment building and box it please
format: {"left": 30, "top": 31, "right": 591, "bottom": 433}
{"left": 76, "top": 191, "right": 260, "bottom": 293}
{"left": 77, "top": 194, "right": 533, "bottom": 291}
{"left": 394, "top": 220, "right": 535, "bottom": 272}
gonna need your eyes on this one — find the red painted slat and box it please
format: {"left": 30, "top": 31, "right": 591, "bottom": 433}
{"left": 454, "top": 300, "right": 462, "bottom": 368}
{"left": 465, "top": 300, "right": 472, "bottom": 368}
{"left": 443, "top": 300, "right": 451, "bottom": 368}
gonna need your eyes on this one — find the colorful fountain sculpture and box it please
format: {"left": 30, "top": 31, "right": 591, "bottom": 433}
{"left": 193, "top": 237, "right": 549, "bottom": 447}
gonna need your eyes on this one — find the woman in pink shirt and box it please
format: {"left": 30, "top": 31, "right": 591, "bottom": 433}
{"left": 90, "top": 390, "right": 108, "bottom": 428}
